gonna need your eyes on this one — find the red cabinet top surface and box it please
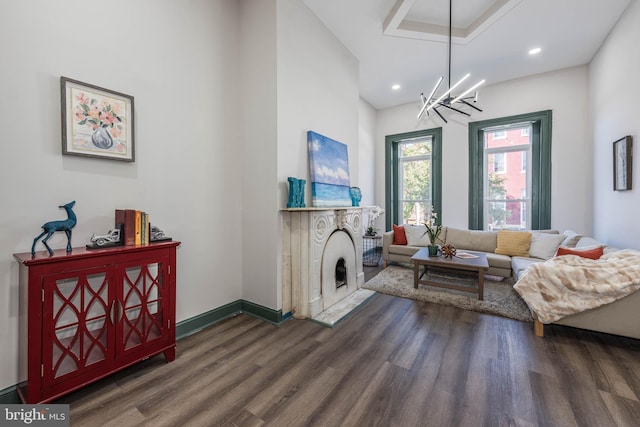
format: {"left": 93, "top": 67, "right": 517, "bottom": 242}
{"left": 14, "top": 241, "right": 181, "bottom": 266}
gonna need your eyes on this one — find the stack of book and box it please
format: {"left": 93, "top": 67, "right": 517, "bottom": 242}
{"left": 115, "top": 209, "right": 151, "bottom": 246}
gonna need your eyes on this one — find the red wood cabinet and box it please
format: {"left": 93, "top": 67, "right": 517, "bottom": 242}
{"left": 14, "top": 241, "right": 180, "bottom": 404}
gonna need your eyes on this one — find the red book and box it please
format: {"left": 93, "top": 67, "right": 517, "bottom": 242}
{"left": 115, "top": 209, "right": 137, "bottom": 246}
{"left": 125, "top": 210, "right": 137, "bottom": 246}
{"left": 115, "top": 209, "right": 125, "bottom": 229}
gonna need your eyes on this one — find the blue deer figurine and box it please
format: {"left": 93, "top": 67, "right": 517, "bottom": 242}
{"left": 31, "top": 201, "right": 77, "bottom": 256}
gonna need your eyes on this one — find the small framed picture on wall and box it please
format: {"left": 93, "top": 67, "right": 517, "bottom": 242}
{"left": 613, "top": 135, "right": 632, "bottom": 191}
{"left": 61, "top": 77, "right": 135, "bottom": 162}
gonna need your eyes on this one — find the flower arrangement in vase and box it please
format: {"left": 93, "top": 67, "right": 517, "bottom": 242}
{"left": 73, "top": 91, "right": 125, "bottom": 150}
{"left": 422, "top": 205, "right": 442, "bottom": 256}
{"left": 365, "top": 206, "right": 384, "bottom": 236}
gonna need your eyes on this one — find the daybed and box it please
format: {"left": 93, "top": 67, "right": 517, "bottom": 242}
{"left": 514, "top": 248, "right": 640, "bottom": 339}
{"left": 382, "top": 225, "right": 640, "bottom": 340}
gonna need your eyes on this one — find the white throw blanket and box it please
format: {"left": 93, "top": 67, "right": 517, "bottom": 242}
{"left": 513, "top": 249, "right": 640, "bottom": 323}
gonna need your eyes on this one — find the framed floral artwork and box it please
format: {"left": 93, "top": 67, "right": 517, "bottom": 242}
{"left": 613, "top": 135, "right": 632, "bottom": 191}
{"left": 61, "top": 77, "right": 135, "bottom": 162}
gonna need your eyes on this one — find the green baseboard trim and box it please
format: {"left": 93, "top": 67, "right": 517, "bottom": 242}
{"left": 176, "top": 299, "right": 287, "bottom": 340}
{"left": 176, "top": 300, "right": 243, "bottom": 340}
{"left": 240, "top": 300, "right": 284, "bottom": 324}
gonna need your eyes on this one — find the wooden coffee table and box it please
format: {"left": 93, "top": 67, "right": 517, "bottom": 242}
{"left": 411, "top": 248, "right": 489, "bottom": 300}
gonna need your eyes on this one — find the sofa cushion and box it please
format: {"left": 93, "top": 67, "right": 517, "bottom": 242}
{"left": 556, "top": 245, "right": 604, "bottom": 260}
{"left": 495, "top": 230, "right": 532, "bottom": 257}
{"left": 574, "top": 236, "right": 620, "bottom": 254}
{"left": 560, "top": 230, "right": 582, "bottom": 248}
{"left": 485, "top": 252, "right": 512, "bottom": 270}
{"left": 529, "top": 232, "right": 565, "bottom": 260}
{"left": 511, "top": 256, "right": 541, "bottom": 280}
{"left": 392, "top": 224, "right": 407, "bottom": 245}
{"left": 575, "top": 236, "right": 602, "bottom": 248}
{"left": 403, "top": 225, "right": 432, "bottom": 246}
{"left": 445, "top": 227, "right": 497, "bottom": 253}
{"left": 388, "top": 244, "right": 421, "bottom": 257}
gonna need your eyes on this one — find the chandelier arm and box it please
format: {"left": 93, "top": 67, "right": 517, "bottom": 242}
{"left": 451, "top": 79, "right": 485, "bottom": 104}
{"left": 417, "top": 93, "right": 428, "bottom": 119}
{"left": 459, "top": 99, "right": 483, "bottom": 112}
{"left": 426, "top": 76, "right": 443, "bottom": 105}
{"left": 417, "top": 99, "right": 430, "bottom": 119}
{"left": 438, "top": 102, "right": 471, "bottom": 116}
{"left": 417, "top": 75, "right": 444, "bottom": 119}
{"left": 433, "top": 107, "right": 448, "bottom": 123}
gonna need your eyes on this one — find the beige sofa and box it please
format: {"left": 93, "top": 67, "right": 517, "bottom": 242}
{"left": 382, "top": 226, "right": 640, "bottom": 340}
{"left": 382, "top": 226, "right": 560, "bottom": 278}
{"left": 526, "top": 236, "right": 640, "bottom": 340}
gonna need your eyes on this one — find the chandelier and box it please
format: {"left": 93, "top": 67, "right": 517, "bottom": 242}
{"left": 417, "top": 0, "right": 485, "bottom": 123}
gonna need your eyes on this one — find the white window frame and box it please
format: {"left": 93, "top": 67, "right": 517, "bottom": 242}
{"left": 397, "top": 137, "right": 432, "bottom": 225}
{"left": 482, "top": 125, "right": 532, "bottom": 230}
{"left": 520, "top": 189, "right": 527, "bottom": 225}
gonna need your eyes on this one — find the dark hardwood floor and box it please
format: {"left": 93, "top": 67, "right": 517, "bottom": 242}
{"left": 60, "top": 265, "right": 640, "bottom": 426}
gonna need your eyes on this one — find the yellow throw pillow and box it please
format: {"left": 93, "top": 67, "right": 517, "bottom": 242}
{"left": 495, "top": 230, "right": 532, "bottom": 257}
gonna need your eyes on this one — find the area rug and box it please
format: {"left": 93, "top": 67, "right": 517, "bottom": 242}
{"left": 363, "top": 264, "right": 533, "bottom": 322}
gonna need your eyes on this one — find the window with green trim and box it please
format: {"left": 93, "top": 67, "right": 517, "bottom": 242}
{"left": 468, "top": 111, "right": 552, "bottom": 230}
{"left": 385, "top": 128, "right": 442, "bottom": 230}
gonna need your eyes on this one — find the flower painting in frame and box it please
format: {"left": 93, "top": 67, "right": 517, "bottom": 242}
{"left": 308, "top": 131, "right": 352, "bottom": 207}
{"left": 61, "top": 77, "right": 135, "bottom": 162}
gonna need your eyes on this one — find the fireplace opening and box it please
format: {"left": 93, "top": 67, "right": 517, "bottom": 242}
{"left": 335, "top": 258, "right": 347, "bottom": 289}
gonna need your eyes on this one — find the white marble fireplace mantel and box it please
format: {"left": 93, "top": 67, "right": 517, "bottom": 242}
{"left": 281, "top": 207, "right": 367, "bottom": 319}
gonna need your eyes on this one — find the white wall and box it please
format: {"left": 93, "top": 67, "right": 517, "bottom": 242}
{"left": 239, "top": 0, "right": 279, "bottom": 309}
{"left": 276, "top": 0, "right": 360, "bottom": 206}
{"left": 275, "top": 0, "right": 360, "bottom": 307}
{"left": 0, "top": 0, "right": 243, "bottom": 391}
{"left": 589, "top": 0, "right": 640, "bottom": 250}
{"left": 375, "top": 66, "right": 591, "bottom": 235}
{"left": 359, "top": 99, "right": 377, "bottom": 207}
{"left": 358, "top": 99, "right": 380, "bottom": 231}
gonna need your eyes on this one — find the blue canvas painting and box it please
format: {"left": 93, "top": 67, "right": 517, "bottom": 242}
{"left": 308, "top": 131, "right": 352, "bottom": 207}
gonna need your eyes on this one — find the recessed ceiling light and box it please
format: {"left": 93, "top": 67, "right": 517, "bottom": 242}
{"left": 392, "top": 84, "right": 401, "bottom": 91}
{"left": 529, "top": 47, "right": 542, "bottom": 55}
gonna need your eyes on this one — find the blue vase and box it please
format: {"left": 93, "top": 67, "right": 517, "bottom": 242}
{"left": 349, "top": 187, "right": 362, "bottom": 206}
{"left": 287, "top": 177, "right": 306, "bottom": 208}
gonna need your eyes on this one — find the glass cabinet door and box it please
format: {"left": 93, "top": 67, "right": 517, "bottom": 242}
{"left": 118, "top": 258, "right": 169, "bottom": 356}
{"left": 42, "top": 268, "right": 114, "bottom": 386}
